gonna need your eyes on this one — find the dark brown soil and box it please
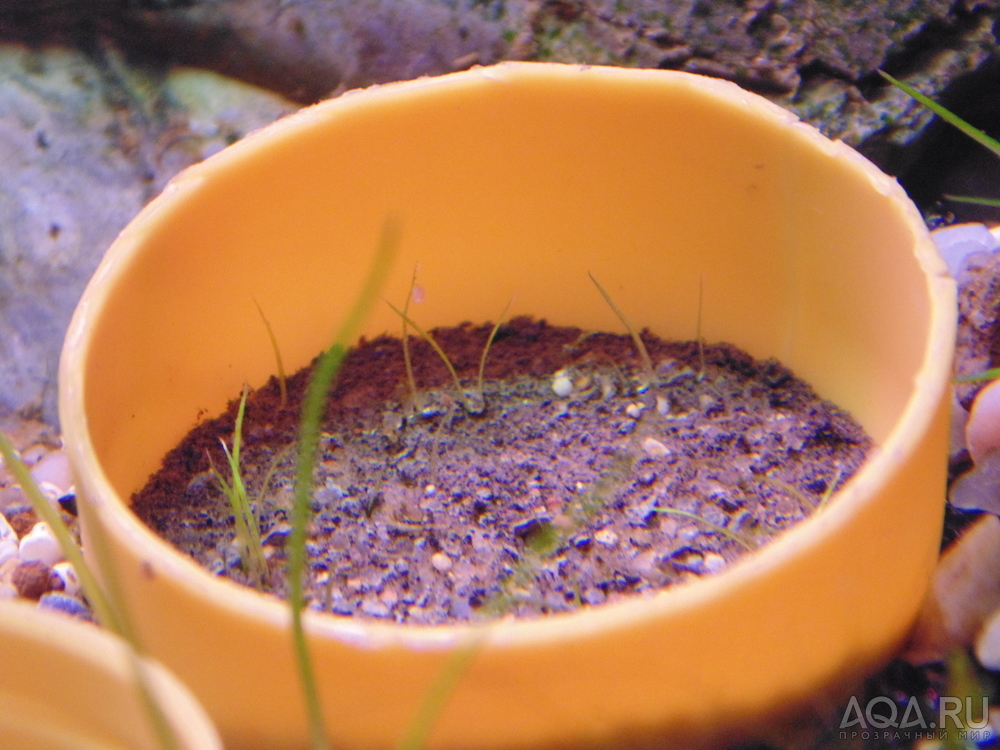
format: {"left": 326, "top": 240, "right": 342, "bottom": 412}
{"left": 132, "top": 317, "right": 871, "bottom": 625}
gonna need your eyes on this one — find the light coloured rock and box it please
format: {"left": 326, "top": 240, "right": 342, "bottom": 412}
{"left": 29, "top": 449, "right": 71, "bottom": 495}
{"left": 551, "top": 372, "right": 573, "bottom": 398}
{"left": 966, "top": 379, "right": 1000, "bottom": 464}
{"left": 430, "top": 552, "right": 452, "bottom": 573}
{"left": 0, "top": 44, "right": 296, "bottom": 422}
{"left": 904, "top": 514, "right": 1000, "bottom": 664}
{"left": 18, "top": 521, "right": 63, "bottom": 567}
{"left": 702, "top": 553, "right": 726, "bottom": 574}
{"left": 641, "top": 437, "right": 670, "bottom": 458}
{"left": 950, "top": 451, "right": 1000, "bottom": 515}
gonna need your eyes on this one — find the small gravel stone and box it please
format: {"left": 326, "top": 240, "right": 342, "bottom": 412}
{"left": 594, "top": 528, "right": 619, "bottom": 546}
{"left": 703, "top": 553, "right": 726, "bottom": 574}
{"left": 431, "top": 552, "right": 453, "bottom": 572}
{"left": 642, "top": 437, "right": 671, "bottom": 458}
{"left": 19, "top": 522, "right": 63, "bottom": 566}
{"left": 625, "top": 402, "right": 645, "bottom": 419}
{"left": 551, "top": 372, "right": 573, "bottom": 398}
{"left": 12, "top": 560, "right": 62, "bottom": 600}
{"left": 38, "top": 592, "right": 91, "bottom": 620}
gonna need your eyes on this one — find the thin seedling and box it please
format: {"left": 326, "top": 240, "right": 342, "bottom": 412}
{"left": 880, "top": 70, "right": 1000, "bottom": 208}
{"left": 0, "top": 432, "right": 179, "bottom": 750}
{"left": 254, "top": 299, "right": 288, "bottom": 408}
{"left": 588, "top": 272, "right": 655, "bottom": 390}
{"left": 400, "top": 266, "right": 424, "bottom": 414}
{"left": 386, "top": 298, "right": 511, "bottom": 416}
{"left": 208, "top": 383, "right": 268, "bottom": 588}
{"left": 476, "top": 298, "right": 514, "bottom": 403}
{"left": 289, "top": 216, "right": 401, "bottom": 750}
{"left": 649, "top": 507, "right": 754, "bottom": 551}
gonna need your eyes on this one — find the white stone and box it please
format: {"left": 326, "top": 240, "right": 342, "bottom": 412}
{"left": 430, "top": 552, "right": 452, "bottom": 572}
{"left": 703, "top": 553, "right": 726, "bottom": 574}
{"left": 594, "top": 528, "right": 618, "bottom": 546}
{"left": 967, "top": 379, "right": 1000, "bottom": 464}
{"left": 625, "top": 403, "right": 645, "bottom": 419}
{"left": 931, "top": 223, "right": 998, "bottom": 278}
{"left": 642, "top": 437, "right": 670, "bottom": 458}
{"left": 551, "top": 373, "right": 573, "bottom": 398}
{"left": 52, "top": 562, "right": 81, "bottom": 596}
{"left": 30, "top": 450, "right": 72, "bottom": 495}
{"left": 19, "top": 522, "right": 63, "bottom": 567}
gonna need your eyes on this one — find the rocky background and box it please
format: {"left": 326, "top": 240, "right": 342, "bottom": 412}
{"left": 1, "top": 0, "right": 999, "bottom": 424}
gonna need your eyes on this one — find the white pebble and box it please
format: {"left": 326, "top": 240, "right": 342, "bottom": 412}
{"left": 594, "top": 528, "right": 618, "bottom": 546}
{"left": 656, "top": 395, "right": 670, "bottom": 415}
{"left": 967, "top": 379, "right": 1000, "bottom": 464}
{"left": 430, "top": 552, "right": 452, "bottom": 572}
{"left": 52, "top": 562, "right": 81, "bottom": 596}
{"left": 625, "top": 402, "right": 645, "bottom": 419}
{"left": 19, "top": 522, "right": 63, "bottom": 567}
{"left": 424, "top": 484, "right": 437, "bottom": 497}
{"left": 931, "top": 223, "right": 999, "bottom": 278}
{"left": 552, "top": 373, "right": 574, "bottom": 398}
{"left": 702, "top": 553, "right": 726, "bottom": 574}
{"left": 30, "top": 450, "right": 73, "bottom": 495}
{"left": 642, "top": 437, "right": 670, "bottom": 458}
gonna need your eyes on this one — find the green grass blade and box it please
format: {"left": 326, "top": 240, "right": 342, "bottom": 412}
{"left": 290, "top": 216, "right": 401, "bottom": 750}
{"left": 254, "top": 299, "right": 288, "bottom": 407}
{"left": 879, "top": 71, "right": 1000, "bottom": 159}
{"left": 385, "top": 301, "right": 467, "bottom": 407}
{"left": 954, "top": 367, "right": 1000, "bottom": 384}
{"left": 588, "top": 272, "right": 654, "bottom": 389}
{"left": 816, "top": 466, "right": 844, "bottom": 512}
{"left": 396, "top": 637, "right": 482, "bottom": 750}
{"left": 401, "top": 266, "right": 424, "bottom": 413}
{"left": 212, "top": 386, "right": 267, "bottom": 586}
{"left": 943, "top": 194, "right": 1000, "bottom": 207}
{"left": 477, "top": 298, "right": 513, "bottom": 398}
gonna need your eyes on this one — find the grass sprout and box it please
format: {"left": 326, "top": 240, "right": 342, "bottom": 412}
{"left": 476, "top": 298, "right": 513, "bottom": 400}
{"left": 880, "top": 70, "right": 1000, "bottom": 208}
{"left": 254, "top": 299, "right": 288, "bottom": 408}
{"left": 401, "top": 266, "right": 424, "bottom": 413}
{"left": 815, "top": 466, "right": 844, "bottom": 513}
{"left": 649, "top": 507, "right": 754, "bottom": 551}
{"left": 385, "top": 301, "right": 484, "bottom": 415}
{"left": 290, "top": 216, "right": 401, "bottom": 750}
{"left": 209, "top": 384, "right": 267, "bottom": 588}
{"left": 0, "top": 432, "right": 179, "bottom": 750}
{"left": 588, "top": 272, "right": 655, "bottom": 390}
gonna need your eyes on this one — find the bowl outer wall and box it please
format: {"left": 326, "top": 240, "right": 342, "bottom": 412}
{"left": 59, "top": 63, "right": 955, "bottom": 748}
{"left": 0, "top": 600, "right": 222, "bottom": 749}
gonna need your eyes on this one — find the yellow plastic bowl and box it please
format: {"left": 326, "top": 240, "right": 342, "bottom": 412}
{"left": 60, "top": 63, "right": 954, "bottom": 749}
{"left": 0, "top": 601, "right": 221, "bottom": 749}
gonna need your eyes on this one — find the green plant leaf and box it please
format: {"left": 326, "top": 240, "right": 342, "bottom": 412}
{"left": 290, "top": 216, "right": 401, "bottom": 750}
{"left": 954, "top": 367, "right": 1000, "bottom": 384}
{"left": 879, "top": 71, "right": 1000, "bottom": 159}
{"left": 943, "top": 194, "right": 1000, "bottom": 207}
